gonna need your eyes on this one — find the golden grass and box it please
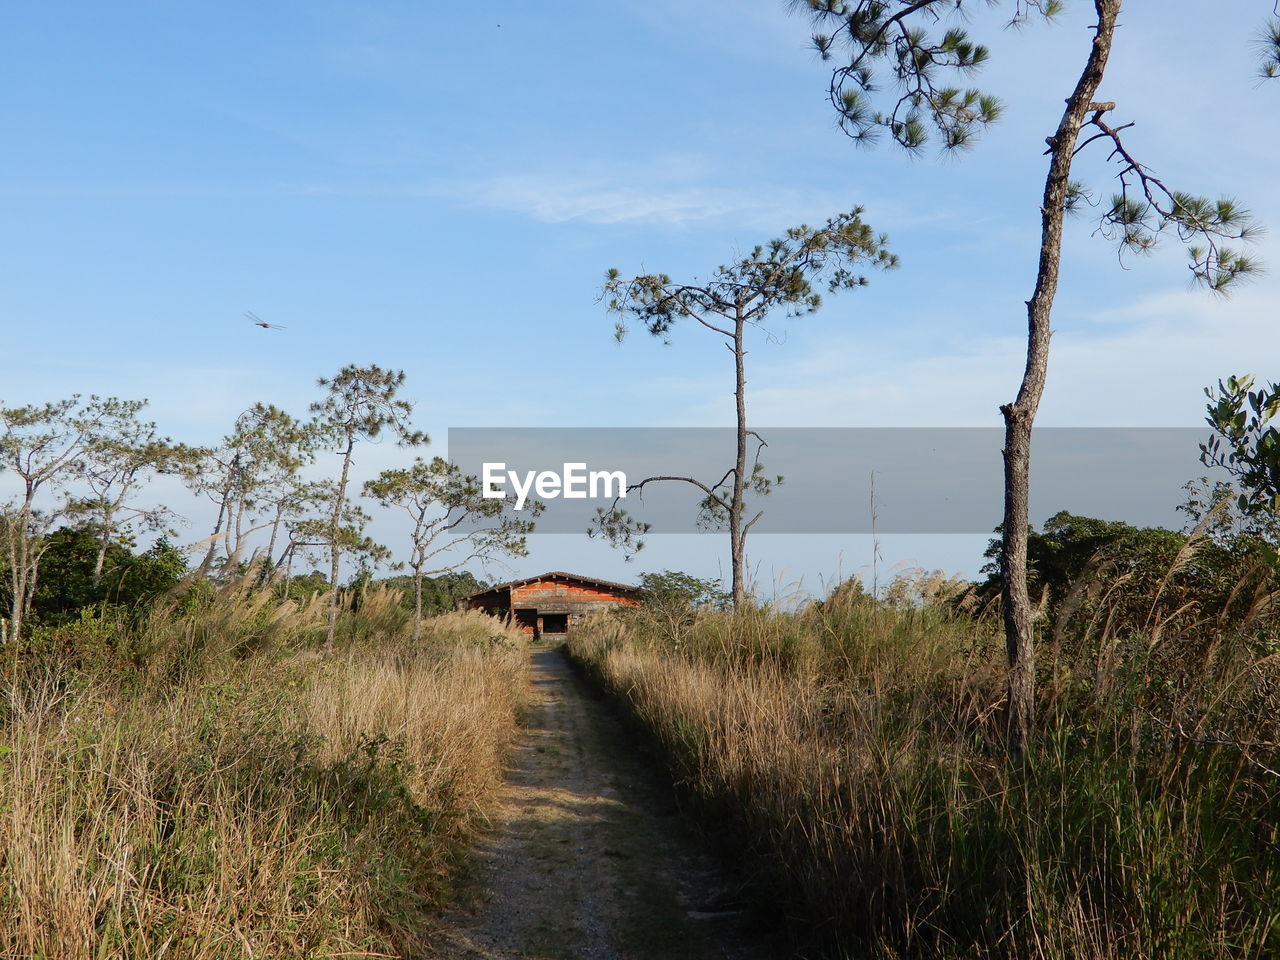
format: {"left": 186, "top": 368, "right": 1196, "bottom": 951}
{"left": 0, "top": 597, "right": 529, "bottom": 960}
{"left": 569, "top": 588, "right": 1280, "bottom": 959}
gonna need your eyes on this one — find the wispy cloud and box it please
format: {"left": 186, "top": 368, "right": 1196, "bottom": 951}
{"left": 440, "top": 169, "right": 854, "bottom": 229}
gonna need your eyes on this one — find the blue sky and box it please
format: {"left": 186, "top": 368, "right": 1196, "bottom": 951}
{"left": 3, "top": 2, "right": 1277, "bottom": 596}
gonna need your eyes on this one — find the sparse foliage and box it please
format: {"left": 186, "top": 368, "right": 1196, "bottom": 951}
{"left": 310, "top": 365, "right": 426, "bottom": 650}
{"left": 364, "top": 457, "right": 538, "bottom": 637}
{"left": 791, "top": 0, "right": 1261, "bottom": 754}
{"left": 71, "top": 399, "right": 201, "bottom": 590}
{"left": 1258, "top": 16, "right": 1280, "bottom": 79}
{"left": 791, "top": 0, "right": 1024, "bottom": 152}
{"left": 188, "top": 403, "right": 318, "bottom": 575}
{"left": 288, "top": 479, "right": 391, "bottom": 575}
{"left": 597, "top": 211, "right": 895, "bottom": 608}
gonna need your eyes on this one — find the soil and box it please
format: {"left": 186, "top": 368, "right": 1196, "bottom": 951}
{"left": 427, "top": 645, "right": 783, "bottom": 960}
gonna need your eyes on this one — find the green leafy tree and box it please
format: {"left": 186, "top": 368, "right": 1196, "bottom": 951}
{"left": 375, "top": 570, "right": 490, "bottom": 617}
{"left": 279, "top": 568, "right": 330, "bottom": 604}
{"left": 310, "top": 365, "right": 425, "bottom": 650}
{"left": 28, "top": 524, "right": 186, "bottom": 626}
{"left": 364, "top": 457, "right": 538, "bottom": 639}
{"left": 1180, "top": 475, "right": 1280, "bottom": 551}
{"left": 793, "top": 0, "right": 1261, "bottom": 753}
{"left": 125, "top": 537, "right": 188, "bottom": 606}
{"left": 597, "top": 211, "right": 895, "bottom": 608}
{"left": 977, "top": 512, "right": 1185, "bottom": 631}
{"left": 637, "top": 569, "right": 730, "bottom": 609}
{"left": 1201, "top": 375, "right": 1280, "bottom": 521}
{"left": 422, "top": 570, "right": 489, "bottom": 614}
{"left": 625, "top": 570, "right": 731, "bottom": 651}
{"left": 977, "top": 508, "right": 1278, "bottom": 685}
{"left": 20, "top": 524, "right": 125, "bottom": 625}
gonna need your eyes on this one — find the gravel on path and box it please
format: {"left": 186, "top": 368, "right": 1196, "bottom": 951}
{"left": 427, "top": 645, "right": 782, "bottom": 960}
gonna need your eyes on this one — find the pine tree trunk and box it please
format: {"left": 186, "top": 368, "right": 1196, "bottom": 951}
{"left": 281, "top": 543, "right": 295, "bottom": 595}
{"left": 200, "top": 502, "right": 226, "bottom": 575}
{"left": 91, "top": 506, "right": 114, "bottom": 591}
{"left": 7, "top": 500, "right": 35, "bottom": 649}
{"left": 1002, "top": 0, "right": 1119, "bottom": 757}
{"left": 413, "top": 565, "right": 424, "bottom": 642}
{"left": 266, "top": 506, "right": 283, "bottom": 573}
{"left": 92, "top": 539, "right": 108, "bottom": 591}
{"left": 8, "top": 543, "right": 26, "bottom": 652}
{"left": 199, "top": 466, "right": 236, "bottom": 577}
{"left": 729, "top": 311, "right": 748, "bottom": 609}
{"left": 325, "top": 436, "right": 355, "bottom": 653}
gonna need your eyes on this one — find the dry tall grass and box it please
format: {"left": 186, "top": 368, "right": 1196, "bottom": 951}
{"left": 0, "top": 587, "right": 528, "bottom": 960}
{"left": 569, "top": 579, "right": 1280, "bottom": 959}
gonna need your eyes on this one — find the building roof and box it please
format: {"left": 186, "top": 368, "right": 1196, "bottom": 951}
{"left": 462, "top": 570, "right": 640, "bottom": 601}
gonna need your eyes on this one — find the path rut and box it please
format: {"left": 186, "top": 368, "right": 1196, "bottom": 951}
{"left": 428, "top": 646, "right": 780, "bottom": 960}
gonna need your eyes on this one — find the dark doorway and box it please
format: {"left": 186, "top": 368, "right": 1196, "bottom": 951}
{"left": 514, "top": 609, "right": 537, "bottom": 635}
{"left": 540, "top": 613, "right": 569, "bottom": 635}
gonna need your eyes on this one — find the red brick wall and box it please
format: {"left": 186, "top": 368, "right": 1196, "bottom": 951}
{"left": 510, "top": 580, "right": 639, "bottom": 607}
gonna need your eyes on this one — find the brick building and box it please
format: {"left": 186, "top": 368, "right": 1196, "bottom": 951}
{"left": 461, "top": 571, "right": 640, "bottom": 638}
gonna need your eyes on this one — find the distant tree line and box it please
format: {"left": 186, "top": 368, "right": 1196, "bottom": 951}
{"left": 0, "top": 365, "right": 530, "bottom": 650}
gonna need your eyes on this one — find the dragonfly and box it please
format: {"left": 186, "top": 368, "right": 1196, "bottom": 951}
{"left": 246, "top": 311, "right": 286, "bottom": 330}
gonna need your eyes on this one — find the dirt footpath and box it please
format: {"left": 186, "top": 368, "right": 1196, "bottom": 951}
{"left": 428, "top": 646, "right": 780, "bottom": 960}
